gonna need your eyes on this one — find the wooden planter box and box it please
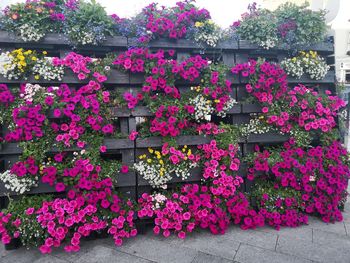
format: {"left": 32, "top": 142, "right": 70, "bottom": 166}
{"left": 246, "top": 132, "right": 289, "bottom": 144}
{"left": 0, "top": 33, "right": 336, "bottom": 200}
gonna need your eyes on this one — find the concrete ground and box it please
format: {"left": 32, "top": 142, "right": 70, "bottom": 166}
{"left": 1, "top": 203, "right": 350, "bottom": 263}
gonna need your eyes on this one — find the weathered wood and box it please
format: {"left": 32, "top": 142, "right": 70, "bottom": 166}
{"left": 287, "top": 70, "right": 335, "bottom": 84}
{"left": 136, "top": 135, "right": 212, "bottom": 148}
{"left": 242, "top": 103, "right": 262, "bottom": 113}
{"left": 247, "top": 132, "right": 289, "bottom": 143}
{"left": 0, "top": 69, "right": 129, "bottom": 85}
{"left": 0, "top": 181, "right": 56, "bottom": 197}
{"left": 0, "top": 138, "right": 133, "bottom": 155}
{"left": 0, "top": 31, "right": 127, "bottom": 48}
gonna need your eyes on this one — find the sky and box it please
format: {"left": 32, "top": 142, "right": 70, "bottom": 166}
{"left": 0, "top": 0, "right": 260, "bottom": 28}
{"left": 96, "top": 0, "right": 260, "bottom": 27}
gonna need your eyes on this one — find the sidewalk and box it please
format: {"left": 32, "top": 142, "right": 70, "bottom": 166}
{"left": 1, "top": 203, "right": 350, "bottom": 263}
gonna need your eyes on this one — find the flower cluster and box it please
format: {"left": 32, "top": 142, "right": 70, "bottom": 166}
{"left": 281, "top": 51, "right": 330, "bottom": 80}
{"left": 134, "top": 144, "right": 199, "bottom": 188}
{"left": 0, "top": 84, "right": 15, "bottom": 106}
{"left": 248, "top": 140, "right": 350, "bottom": 223}
{"left": 0, "top": 49, "right": 44, "bottom": 80}
{"left": 0, "top": 170, "right": 38, "bottom": 194}
{"left": 132, "top": 1, "right": 210, "bottom": 43}
{"left": 252, "top": 182, "right": 308, "bottom": 229}
{"left": 4, "top": 103, "right": 46, "bottom": 142}
{"left": 232, "top": 2, "right": 327, "bottom": 49}
{"left": 62, "top": 0, "right": 115, "bottom": 46}
{"left": 1, "top": 0, "right": 65, "bottom": 42}
{"left": 192, "top": 20, "right": 223, "bottom": 47}
{"left": 32, "top": 57, "right": 64, "bottom": 81}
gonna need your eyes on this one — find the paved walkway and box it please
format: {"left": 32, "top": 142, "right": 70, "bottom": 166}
{"left": 1, "top": 203, "right": 350, "bottom": 263}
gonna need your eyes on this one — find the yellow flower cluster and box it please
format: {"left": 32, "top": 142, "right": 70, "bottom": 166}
{"left": 195, "top": 21, "right": 204, "bottom": 28}
{"left": 299, "top": 50, "right": 317, "bottom": 59}
{"left": 8, "top": 48, "right": 45, "bottom": 72}
{"left": 138, "top": 145, "right": 192, "bottom": 177}
{"left": 195, "top": 20, "right": 214, "bottom": 28}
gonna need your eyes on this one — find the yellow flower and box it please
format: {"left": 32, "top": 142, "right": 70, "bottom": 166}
{"left": 34, "top": 75, "right": 40, "bottom": 80}
{"left": 148, "top": 148, "right": 154, "bottom": 154}
{"left": 206, "top": 100, "right": 211, "bottom": 104}
{"left": 160, "top": 171, "right": 164, "bottom": 176}
{"left": 147, "top": 159, "right": 152, "bottom": 163}
{"left": 214, "top": 99, "right": 220, "bottom": 103}
{"left": 42, "top": 51, "right": 47, "bottom": 55}
{"left": 187, "top": 149, "right": 192, "bottom": 156}
{"left": 32, "top": 57, "right": 37, "bottom": 61}
{"left": 195, "top": 21, "right": 203, "bottom": 27}
{"left": 159, "top": 160, "right": 164, "bottom": 165}
{"left": 184, "top": 145, "right": 187, "bottom": 149}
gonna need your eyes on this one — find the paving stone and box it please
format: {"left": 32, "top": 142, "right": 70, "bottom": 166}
{"left": 225, "top": 226, "right": 278, "bottom": 250}
{"left": 234, "top": 244, "right": 311, "bottom": 263}
{"left": 276, "top": 226, "right": 313, "bottom": 242}
{"left": 308, "top": 217, "right": 347, "bottom": 236}
{"left": 191, "top": 251, "right": 233, "bottom": 263}
{"left": 277, "top": 234, "right": 350, "bottom": 263}
{"left": 1, "top": 247, "right": 42, "bottom": 263}
{"left": 75, "top": 245, "right": 151, "bottom": 263}
{"left": 180, "top": 230, "right": 240, "bottom": 260}
{"left": 116, "top": 235, "right": 199, "bottom": 263}
{"left": 313, "top": 229, "right": 350, "bottom": 249}
{"left": 51, "top": 239, "right": 105, "bottom": 262}
{"left": 33, "top": 255, "right": 69, "bottom": 263}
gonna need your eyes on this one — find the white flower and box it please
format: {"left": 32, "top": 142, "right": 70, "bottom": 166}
{"left": 190, "top": 94, "right": 214, "bottom": 122}
{"left": 0, "top": 170, "right": 38, "bottom": 194}
{"left": 32, "top": 58, "right": 64, "bottom": 81}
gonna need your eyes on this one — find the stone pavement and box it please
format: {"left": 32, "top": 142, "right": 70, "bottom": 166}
{"left": 1, "top": 203, "right": 350, "bottom": 263}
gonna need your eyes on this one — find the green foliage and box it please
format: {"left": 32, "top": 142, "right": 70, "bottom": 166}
{"left": 251, "top": 180, "right": 304, "bottom": 214}
{"left": 235, "top": 2, "right": 328, "bottom": 49}
{"left": 275, "top": 2, "right": 327, "bottom": 47}
{"left": 3, "top": 195, "right": 53, "bottom": 247}
{"left": 63, "top": 0, "right": 115, "bottom": 45}
{"left": 236, "top": 9, "right": 278, "bottom": 49}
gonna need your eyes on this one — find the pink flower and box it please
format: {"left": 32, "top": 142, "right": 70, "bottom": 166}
{"left": 129, "top": 131, "right": 138, "bottom": 141}
{"left": 100, "top": 145, "right": 107, "bottom": 153}
{"left": 183, "top": 212, "right": 191, "bottom": 220}
{"left": 121, "top": 165, "right": 129, "bottom": 174}
{"left": 26, "top": 207, "right": 35, "bottom": 215}
{"left": 178, "top": 231, "right": 186, "bottom": 239}
{"left": 55, "top": 183, "right": 66, "bottom": 192}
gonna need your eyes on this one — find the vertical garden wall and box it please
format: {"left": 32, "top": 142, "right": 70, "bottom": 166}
{"left": 0, "top": 0, "right": 349, "bottom": 254}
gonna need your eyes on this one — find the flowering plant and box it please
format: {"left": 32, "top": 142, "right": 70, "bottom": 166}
{"left": 130, "top": 1, "right": 210, "bottom": 43}
{"left": 0, "top": 49, "right": 41, "bottom": 80}
{"left": 247, "top": 140, "right": 350, "bottom": 223}
{"left": 280, "top": 51, "right": 330, "bottom": 80}
{"left": 251, "top": 181, "right": 308, "bottom": 229}
{"left": 232, "top": 2, "right": 327, "bottom": 49}
{"left": 233, "top": 3, "right": 278, "bottom": 49}
{"left": 134, "top": 144, "right": 199, "bottom": 188}
{"left": 191, "top": 20, "right": 223, "bottom": 47}
{"left": 1, "top": 0, "right": 65, "bottom": 42}
{"left": 62, "top": 0, "right": 115, "bottom": 46}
